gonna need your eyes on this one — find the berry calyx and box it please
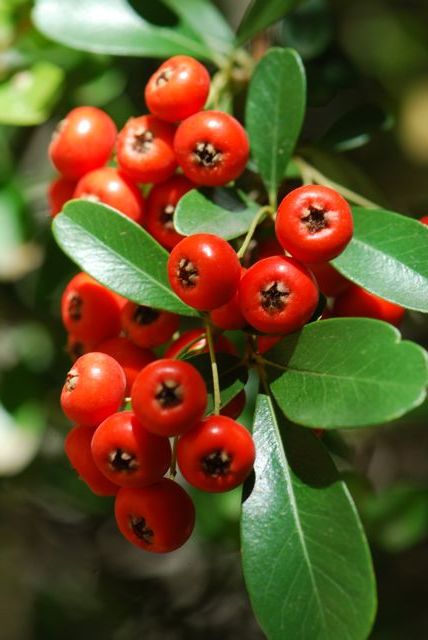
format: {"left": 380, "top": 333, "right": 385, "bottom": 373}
{"left": 275, "top": 185, "right": 353, "bottom": 264}
{"left": 131, "top": 358, "right": 207, "bottom": 437}
{"left": 114, "top": 479, "right": 195, "bottom": 552}
{"left": 177, "top": 415, "right": 255, "bottom": 492}
{"left": 120, "top": 301, "right": 179, "bottom": 348}
{"left": 167, "top": 233, "right": 241, "bottom": 311}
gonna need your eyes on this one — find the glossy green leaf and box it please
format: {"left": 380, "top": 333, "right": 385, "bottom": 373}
{"left": 174, "top": 189, "right": 259, "bottom": 240}
{"left": 333, "top": 208, "right": 428, "bottom": 312}
{"left": 241, "top": 394, "right": 376, "bottom": 640}
{"left": 246, "top": 48, "right": 306, "bottom": 204}
{"left": 52, "top": 200, "right": 198, "bottom": 317}
{"left": 265, "top": 319, "right": 427, "bottom": 428}
{"left": 186, "top": 353, "right": 247, "bottom": 413}
{"left": 237, "top": 0, "right": 299, "bottom": 45}
{"left": 32, "top": 0, "right": 233, "bottom": 63}
{"left": 0, "top": 62, "right": 63, "bottom": 125}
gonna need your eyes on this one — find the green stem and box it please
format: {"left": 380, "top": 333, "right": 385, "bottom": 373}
{"left": 204, "top": 317, "right": 221, "bottom": 415}
{"left": 294, "top": 157, "right": 381, "bottom": 209}
{"left": 237, "top": 205, "right": 273, "bottom": 259}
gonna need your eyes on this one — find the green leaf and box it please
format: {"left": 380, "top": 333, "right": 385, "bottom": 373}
{"left": 237, "top": 0, "right": 299, "bottom": 45}
{"left": 241, "top": 394, "right": 376, "bottom": 640}
{"left": 265, "top": 318, "right": 427, "bottom": 428}
{"left": 52, "top": 200, "right": 198, "bottom": 317}
{"left": 174, "top": 189, "right": 259, "bottom": 240}
{"left": 0, "top": 62, "right": 63, "bottom": 125}
{"left": 333, "top": 207, "right": 428, "bottom": 312}
{"left": 32, "top": 0, "right": 233, "bottom": 63}
{"left": 185, "top": 353, "right": 247, "bottom": 413}
{"left": 246, "top": 48, "right": 306, "bottom": 204}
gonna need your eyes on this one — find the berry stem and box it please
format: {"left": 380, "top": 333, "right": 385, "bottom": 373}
{"left": 204, "top": 317, "right": 221, "bottom": 415}
{"left": 237, "top": 205, "right": 274, "bottom": 259}
{"left": 294, "top": 157, "right": 381, "bottom": 209}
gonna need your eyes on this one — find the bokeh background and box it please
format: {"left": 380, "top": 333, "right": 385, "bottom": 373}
{"left": 1, "top": 1, "right": 427, "bottom": 638}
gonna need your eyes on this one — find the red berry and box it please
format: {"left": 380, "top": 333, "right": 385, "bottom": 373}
{"left": 210, "top": 268, "right": 247, "bottom": 330}
{"left": 114, "top": 479, "right": 195, "bottom": 553}
{"left": 308, "top": 261, "right": 350, "bottom": 297}
{"left": 167, "top": 234, "right": 241, "bottom": 311}
{"left": 131, "top": 358, "right": 207, "bottom": 437}
{"left": 66, "top": 333, "right": 99, "bottom": 361}
{"left": 48, "top": 176, "right": 76, "bottom": 218}
{"left": 120, "top": 301, "right": 179, "bottom": 349}
{"left": 145, "top": 55, "right": 210, "bottom": 123}
{"left": 174, "top": 111, "right": 249, "bottom": 186}
{"left": 145, "top": 175, "right": 193, "bottom": 250}
{"left": 116, "top": 115, "right": 176, "bottom": 184}
{"left": 61, "top": 273, "right": 122, "bottom": 343}
{"left": 61, "top": 352, "right": 126, "bottom": 427}
{"left": 177, "top": 415, "right": 255, "bottom": 493}
{"left": 331, "top": 284, "right": 405, "bottom": 326}
{"left": 419, "top": 215, "right": 428, "bottom": 226}
{"left": 239, "top": 256, "right": 319, "bottom": 334}
{"left": 91, "top": 411, "right": 171, "bottom": 488}
{"left": 165, "top": 328, "right": 236, "bottom": 359}
{"left": 276, "top": 185, "right": 353, "bottom": 263}
{"left": 74, "top": 167, "right": 145, "bottom": 223}
{"left": 256, "top": 335, "right": 283, "bottom": 354}
{"left": 49, "top": 106, "right": 117, "bottom": 180}
{"left": 65, "top": 425, "right": 119, "bottom": 496}
{"left": 96, "top": 336, "right": 155, "bottom": 394}
{"left": 220, "top": 390, "right": 246, "bottom": 420}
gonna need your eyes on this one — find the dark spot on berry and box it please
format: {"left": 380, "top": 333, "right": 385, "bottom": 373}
{"left": 130, "top": 516, "right": 154, "bottom": 544}
{"left": 302, "top": 206, "right": 328, "bottom": 233}
{"left": 177, "top": 258, "right": 198, "bottom": 288}
{"left": 155, "top": 68, "right": 173, "bottom": 87}
{"left": 201, "top": 449, "right": 232, "bottom": 477}
{"left": 192, "top": 142, "right": 223, "bottom": 168}
{"left": 132, "top": 129, "right": 154, "bottom": 154}
{"left": 160, "top": 204, "right": 175, "bottom": 230}
{"left": 109, "top": 448, "right": 138, "bottom": 472}
{"left": 155, "top": 380, "right": 183, "bottom": 408}
{"left": 260, "top": 281, "right": 289, "bottom": 314}
{"left": 133, "top": 305, "right": 160, "bottom": 325}
{"left": 68, "top": 294, "right": 82, "bottom": 321}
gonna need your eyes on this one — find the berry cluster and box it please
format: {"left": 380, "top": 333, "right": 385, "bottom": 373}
{"left": 50, "top": 53, "right": 407, "bottom": 554}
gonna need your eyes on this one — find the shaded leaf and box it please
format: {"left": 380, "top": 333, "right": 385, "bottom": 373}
{"left": 52, "top": 200, "right": 198, "bottom": 316}
{"left": 186, "top": 353, "right": 247, "bottom": 413}
{"left": 241, "top": 394, "right": 376, "bottom": 640}
{"left": 321, "top": 104, "right": 393, "bottom": 152}
{"left": 174, "top": 189, "right": 259, "bottom": 240}
{"left": 246, "top": 48, "right": 306, "bottom": 204}
{"left": 265, "top": 318, "right": 427, "bottom": 428}
{"left": 333, "top": 207, "right": 428, "bottom": 312}
{"left": 237, "top": 0, "right": 299, "bottom": 45}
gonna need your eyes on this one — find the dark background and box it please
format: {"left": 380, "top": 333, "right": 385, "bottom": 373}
{"left": 0, "top": 1, "right": 427, "bottom": 638}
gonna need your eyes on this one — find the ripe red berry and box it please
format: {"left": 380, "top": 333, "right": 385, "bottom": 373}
{"left": 61, "top": 273, "right": 122, "bottom": 343}
{"left": 275, "top": 185, "right": 353, "bottom": 263}
{"left": 114, "top": 479, "right": 195, "bottom": 553}
{"left": 91, "top": 411, "right": 171, "bottom": 488}
{"left": 210, "top": 268, "right": 247, "bottom": 330}
{"left": 331, "top": 283, "right": 405, "bottom": 326}
{"left": 120, "top": 301, "right": 179, "bottom": 349}
{"left": 131, "top": 358, "right": 207, "bottom": 437}
{"left": 65, "top": 425, "right": 119, "bottom": 496}
{"left": 220, "top": 390, "right": 246, "bottom": 420}
{"left": 167, "top": 234, "right": 241, "bottom": 311}
{"left": 177, "top": 415, "right": 255, "bottom": 493}
{"left": 256, "top": 335, "right": 282, "bottom": 354}
{"left": 49, "top": 106, "right": 117, "bottom": 180}
{"left": 419, "top": 215, "right": 428, "bottom": 226}
{"left": 96, "top": 336, "right": 155, "bottom": 394}
{"left": 48, "top": 176, "right": 76, "bottom": 218}
{"left": 116, "top": 115, "right": 176, "bottom": 184}
{"left": 66, "top": 333, "right": 99, "bottom": 361}
{"left": 165, "top": 328, "right": 236, "bottom": 359}
{"left": 308, "top": 261, "right": 350, "bottom": 297}
{"left": 145, "top": 175, "right": 193, "bottom": 250}
{"left": 145, "top": 55, "right": 210, "bottom": 122}
{"left": 174, "top": 111, "right": 249, "bottom": 186}
{"left": 74, "top": 167, "right": 145, "bottom": 223}
{"left": 61, "top": 352, "right": 126, "bottom": 427}
{"left": 239, "top": 256, "right": 319, "bottom": 334}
